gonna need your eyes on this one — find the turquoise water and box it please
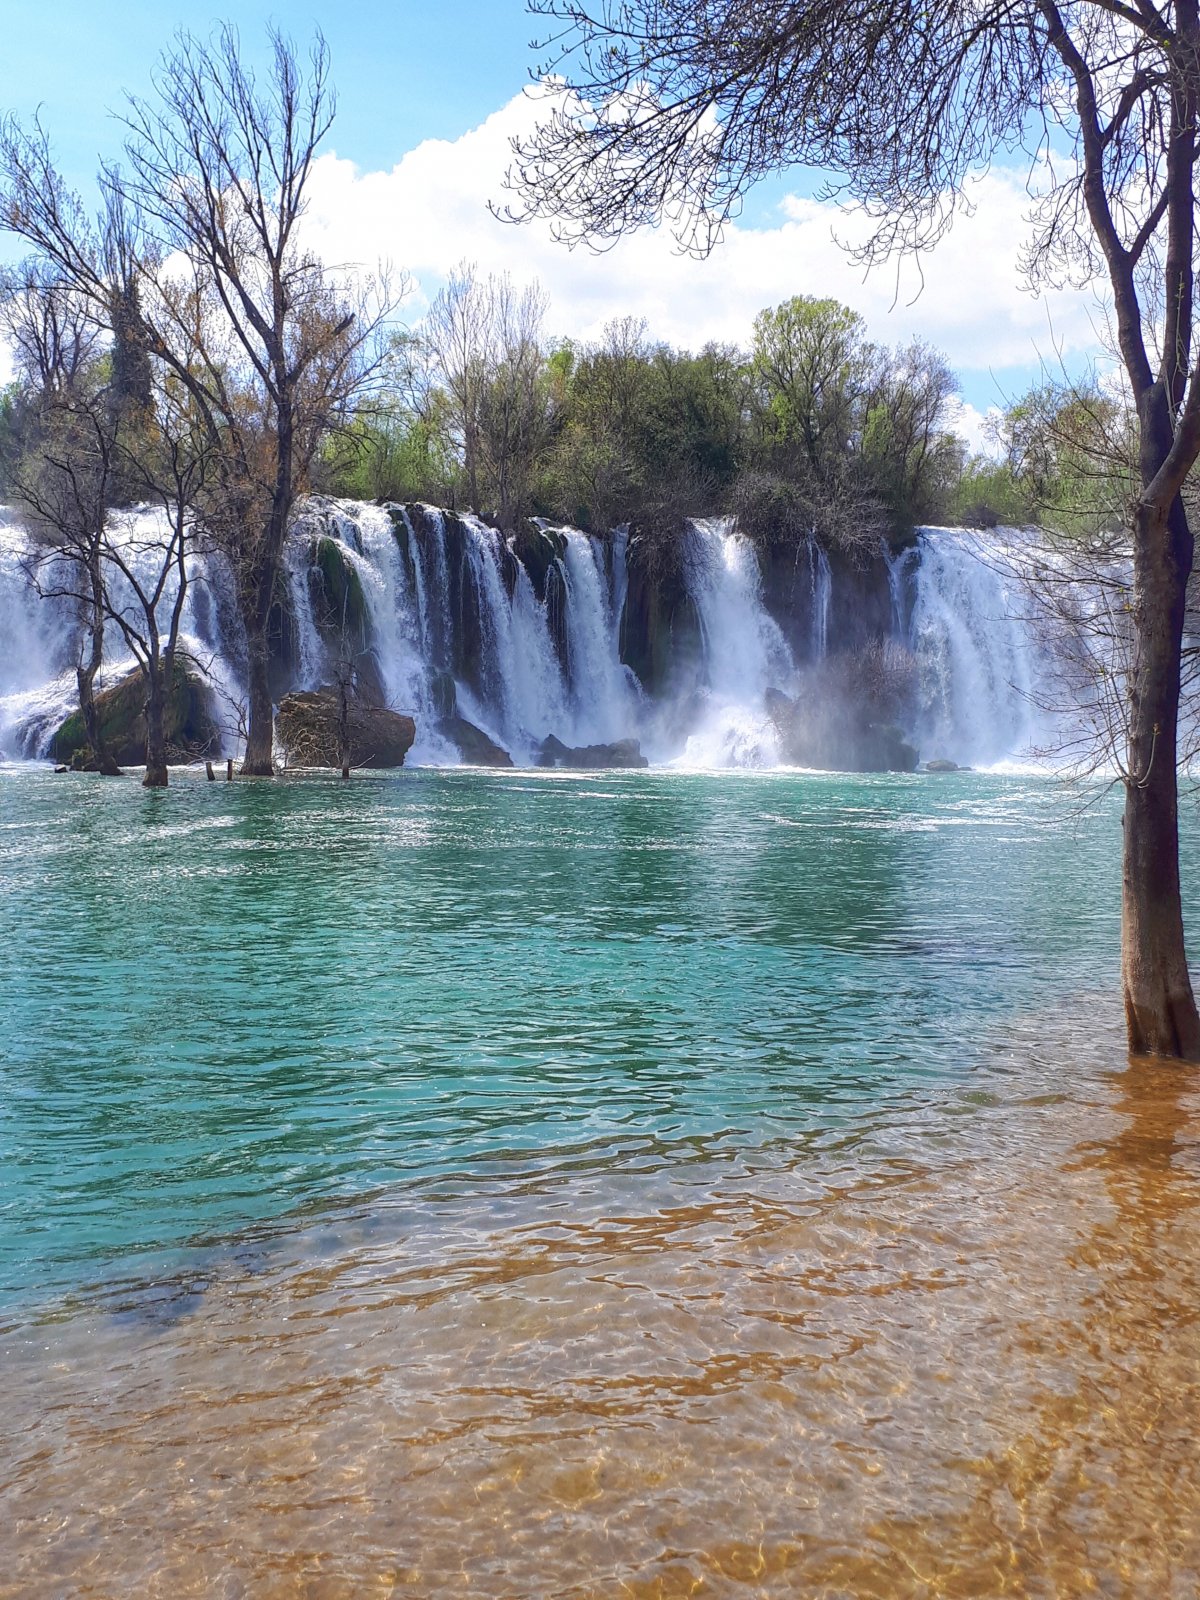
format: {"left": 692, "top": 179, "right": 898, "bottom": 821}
{"left": 0, "top": 766, "right": 1144, "bottom": 1318}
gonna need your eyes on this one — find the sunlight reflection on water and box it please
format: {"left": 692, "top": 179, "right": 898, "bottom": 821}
{"left": 2, "top": 769, "right": 1199, "bottom": 1594}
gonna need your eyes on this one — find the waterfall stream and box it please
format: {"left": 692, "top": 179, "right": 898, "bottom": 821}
{"left": 0, "top": 501, "right": 1098, "bottom": 770}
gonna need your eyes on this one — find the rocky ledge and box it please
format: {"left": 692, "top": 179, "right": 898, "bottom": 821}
{"left": 537, "top": 735, "right": 650, "bottom": 770}
{"left": 50, "top": 664, "right": 222, "bottom": 769}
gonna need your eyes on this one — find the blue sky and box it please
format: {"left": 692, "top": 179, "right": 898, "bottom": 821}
{"left": 2, "top": 0, "right": 1108, "bottom": 438}
{"left": 2, "top": 2, "right": 536, "bottom": 185}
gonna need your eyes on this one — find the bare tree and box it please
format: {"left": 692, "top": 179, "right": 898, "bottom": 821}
{"left": 0, "top": 258, "right": 102, "bottom": 398}
{"left": 424, "top": 265, "right": 496, "bottom": 513}
{"left": 11, "top": 395, "right": 123, "bottom": 775}
{"left": 424, "top": 264, "right": 555, "bottom": 527}
{"left": 1, "top": 26, "right": 398, "bottom": 776}
{"left": 0, "top": 269, "right": 121, "bottom": 774}
{"left": 94, "top": 396, "right": 212, "bottom": 789}
{"left": 12, "top": 358, "right": 212, "bottom": 786}
{"left": 508, "top": 0, "right": 1200, "bottom": 1061}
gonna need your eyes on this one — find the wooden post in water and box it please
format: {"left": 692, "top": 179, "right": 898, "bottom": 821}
{"left": 226, "top": 758, "right": 234, "bottom": 781}
{"left": 205, "top": 761, "right": 216, "bottom": 781}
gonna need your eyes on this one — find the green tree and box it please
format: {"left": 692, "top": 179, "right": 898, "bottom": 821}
{"left": 750, "top": 296, "right": 870, "bottom": 484}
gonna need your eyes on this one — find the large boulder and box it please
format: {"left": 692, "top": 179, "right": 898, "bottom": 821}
{"left": 277, "top": 689, "right": 415, "bottom": 769}
{"left": 767, "top": 686, "right": 918, "bottom": 773}
{"left": 438, "top": 716, "right": 514, "bottom": 768}
{"left": 49, "top": 664, "right": 222, "bottom": 767}
{"left": 537, "top": 734, "right": 650, "bottom": 770}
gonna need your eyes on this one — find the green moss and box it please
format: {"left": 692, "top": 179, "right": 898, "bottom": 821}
{"left": 511, "top": 521, "right": 566, "bottom": 602}
{"left": 49, "top": 662, "right": 220, "bottom": 766}
{"left": 312, "top": 537, "right": 368, "bottom": 644}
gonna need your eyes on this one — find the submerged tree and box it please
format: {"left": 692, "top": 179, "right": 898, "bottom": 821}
{"left": 509, "top": 0, "right": 1200, "bottom": 1060}
{"left": 0, "top": 267, "right": 122, "bottom": 775}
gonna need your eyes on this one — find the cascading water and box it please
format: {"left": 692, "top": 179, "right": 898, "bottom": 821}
{"left": 907, "top": 527, "right": 1062, "bottom": 769}
{"left": 0, "top": 512, "right": 78, "bottom": 758}
{"left": 807, "top": 536, "right": 832, "bottom": 663}
{"left": 678, "top": 518, "right": 796, "bottom": 768}
{"left": 0, "top": 505, "right": 245, "bottom": 760}
{"left": 559, "top": 528, "right": 640, "bottom": 745}
{"left": 0, "top": 495, "right": 1111, "bottom": 772}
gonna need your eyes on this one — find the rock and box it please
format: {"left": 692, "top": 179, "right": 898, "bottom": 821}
{"left": 764, "top": 686, "right": 796, "bottom": 721}
{"left": 511, "top": 521, "right": 566, "bottom": 602}
{"left": 438, "top": 716, "right": 513, "bottom": 768}
{"left": 277, "top": 688, "right": 416, "bottom": 769}
{"left": 54, "top": 765, "right": 68, "bottom": 774}
{"left": 49, "top": 664, "right": 222, "bottom": 768}
{"left": 537, "top": 734, "right": 650, "bottom": 770}
{"left": 311, "top": 536, "right": 369, "bottom": 645}
{"left": 924, "top": 758, "right": 960, "bottom": 773}
{"left": 766, "top": 690, "right": 918, "bottom": 773}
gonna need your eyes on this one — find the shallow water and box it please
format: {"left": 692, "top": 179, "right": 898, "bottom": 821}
{"left": 2, "top": 767, "right": 1198, "bottom": 1595}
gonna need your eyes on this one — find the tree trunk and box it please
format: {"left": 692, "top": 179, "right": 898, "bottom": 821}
{"left": 142, "top": 666, "right": 169, "bottom": 789}
{"left": 78, "top": 559, "right": 122, "bottom": 777}
{"left": 1122, "top": 491, "right": 1200, "bottom": 1058}
{"left": 240, "top": 625, "right": 275, "bottom": 776}
{"left": 338, "top": 673, "right": 352, "bottom": 778}
{"left": 77, "top": 659, "right": 122, "bottom": 778}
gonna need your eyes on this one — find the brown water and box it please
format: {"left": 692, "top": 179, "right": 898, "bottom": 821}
{"left": 4, "top": 1044, "right": 1199, "bottom": 1599}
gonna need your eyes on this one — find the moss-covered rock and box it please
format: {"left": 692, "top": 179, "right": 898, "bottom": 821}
{"left": 310, "top": 536, "right": 370, "bottom": 646}
{"left": 511, "top": 521, "right": 566, "bottom": 602}
{"left": 49, "top": 664, "right": 222, "bottom": 767}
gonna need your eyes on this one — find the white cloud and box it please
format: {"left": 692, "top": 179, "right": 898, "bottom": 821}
{"left": 944, "top": 398, "right": 1005, "bottom": 458}
{"left": 305, "top": 92, "right": 1107, "bottom": 386}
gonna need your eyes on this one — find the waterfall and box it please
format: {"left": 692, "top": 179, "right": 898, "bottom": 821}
{"left": 560, "top": 529, "right": 639, "bottom": 744}
{"left": 807, "top": 536, "right": 832, "bottom": 662}
{"left": 0, "top": 495, "right": 1120, "bottom": 773}
{"left": 907, "top": 527, "right": 1062, "bottom": 769}
{"left": 884, "top": 544, "right": 918, "bottom": 639}
{"left": 0, "top": 506, "right": 245, "bottom": 759}
{"left": 0, "top": 513, "right": 77, "bottom": 758}
{"left": 677, "top": 518, "right": 795, "bottom": 767}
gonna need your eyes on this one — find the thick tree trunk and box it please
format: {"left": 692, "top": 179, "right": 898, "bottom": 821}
{"left": 77, "top": 631, "right": 121, "bottom": 777}
{"left": 1122, "top": 492, "right": 1200, "bottom": 1058}
{"left": 241, "top": 626, "right": 276, "bottom": 775}
{"left": 142, "top": 666, "right": 169, "bottom": 789}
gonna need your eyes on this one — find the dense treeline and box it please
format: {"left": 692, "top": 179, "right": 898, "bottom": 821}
{"left": 323, "top": 269, "right": 969, "bottom": 559}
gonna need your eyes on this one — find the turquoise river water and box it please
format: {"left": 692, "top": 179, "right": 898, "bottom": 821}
{"left": 2, "top": 766, "right": 1199, "bottom": 1597}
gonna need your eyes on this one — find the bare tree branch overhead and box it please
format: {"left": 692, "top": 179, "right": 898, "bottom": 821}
{"left": 506, "top": 0, "right": 1200, "bottom": 1057}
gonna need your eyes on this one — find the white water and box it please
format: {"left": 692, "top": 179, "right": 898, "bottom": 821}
{"left": 907, "top": 527, "right": 1064, "bottom": 769}
{"left": 0, "top": 506, "right": 244, "bottom": 759}
{"left": 0, "top": 500, "right": 1090, "bottom": 771}
{"left": 677, "top": 518, "right": 795, "bottom": 768}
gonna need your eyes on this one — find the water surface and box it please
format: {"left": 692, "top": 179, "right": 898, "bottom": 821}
{"left": 2, "top": 767, "right": 1198, "bottom": 1596}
